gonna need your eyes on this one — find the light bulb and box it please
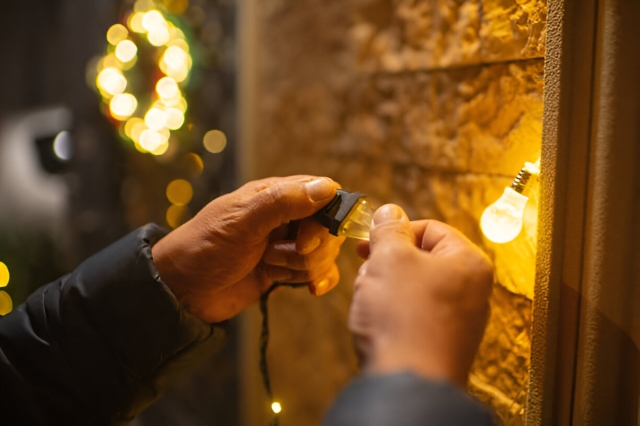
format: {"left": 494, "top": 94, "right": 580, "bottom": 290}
{"left": 480, "top": 187, "right": 528, "bottom": 244}
{"left": 313, "top": 190, "right": 375, "bottom": 241}
{"left": 271, "top": 402, "right": 282, "bottom": 414}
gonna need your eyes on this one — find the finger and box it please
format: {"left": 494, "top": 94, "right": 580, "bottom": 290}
{"left": 308, "top": 263, "right": 340, "bottom": 296}
{"left": 263, "top": 237, "right": 342, "bottom": 271}
{"left": 295, "top": 218, "right": 331, "bottom": 254}
{"left": 369, "top": 204, "right": 415, "bottom": 252}
{"left": 417, "top": 220, "right": 475, "bottom": 254}
{"left": 244, "top": 177, "right": 340, "bottom": 236}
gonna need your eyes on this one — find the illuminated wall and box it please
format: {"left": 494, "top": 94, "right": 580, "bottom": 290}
{"left": 243, "top": 0, "right": 546, "bottom": 424}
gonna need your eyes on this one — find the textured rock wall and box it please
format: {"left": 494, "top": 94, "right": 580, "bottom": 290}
{"left": 249, "top": 1, "right": 545, "bottom": 424}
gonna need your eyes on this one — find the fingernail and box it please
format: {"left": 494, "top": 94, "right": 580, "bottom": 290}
{"left": 372, "top": 204, "right": 405, "bottom": 227}
{"left": 312, "top": 278, "right": 332, "bottom": 296}
{"left": 305, "top": 178, "right": 335, "bottom": 202}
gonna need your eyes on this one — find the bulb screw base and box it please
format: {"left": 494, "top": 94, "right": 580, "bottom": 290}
{"left": 511, "top": 167, "right": 532, "bottom": 194}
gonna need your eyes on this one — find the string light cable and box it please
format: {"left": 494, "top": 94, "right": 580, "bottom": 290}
{"left": 259, "top": 191, "right": 375, "bottom": 425}
{"left": 480, "top": 158, "right": 541, "bottom": 244}
{"left": 90, "top": 0, "right": 193, "bottom": 156}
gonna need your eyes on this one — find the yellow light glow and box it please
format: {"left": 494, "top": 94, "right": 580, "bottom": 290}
{"left": 183, "top": 153, "right": 204, "bottom": 177}
{"left": 0, "top": 291, "right": 12, "bottom": 316}
{"left": 110, "top": 93, "right": 138, "bottom": 119}
{"left": 480, "top": 187, "right": 529, "bottom": 244}
{"left": 160, "top": 46, "right": 191, "bottom": 82}
{"left": 130, "top": 121, "right": 147, "bottom": 142}
{"left": 128, "top": 12, "right": 146, "bottom": 33}
{"left": 148, "top": 28, "right": 171, "bottom": 46}
{"left": 134, "top": 0, "right": 156, "bottom": 12}
{"left": 166, "top": 204, "right": 187, "bottom": 229}
{"left": 0, "top": 262, "right": 9, "bottom": 287}
{"left": 139, "top": 129, "right": 164, "bottom": 151}
{"left": 142, "top": 10, "right": 167, "bottom": 32}
{"left": 145, "top": 108, "right": 167, "bottom": 131}
{"left": 115, "top": 40, "right": 138, "bottom": 63}
{"left": 167, "top": 38, "right": 190, "bottom": 52}
{"left": 163, "top": 0, "right": 189, "bottom": 15}
{"left": 124, "top": 117, "right": 144, "bottom": 139}
{"left": 156, "top": 77, "right": 180, "bottom": 99}
{"left": 164, "top": 108, "right": 185, "bottom": 130}
{"left": 97, "top": 67, "right": 127, "bottom": 96}
{"left": 271, "top": 402, "right": 282, "bottom": 414}
{"left": 151, "top": 140, "right": 170, "bottom": 156}
{"left": 166, "top": 179, "right": 193, "bottom": 206}
{"left": 203, "top": 130, "right": 227, "bottom": 153}
{"left": 98, "top": 53, "right": 120, "bottom": 71}
{"left": 106, "top": 24, "right": 129, "bottom": 45}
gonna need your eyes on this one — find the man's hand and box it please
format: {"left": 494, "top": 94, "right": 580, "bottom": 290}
{"left": 350, "top": 204, "right": 493, "bottom": 387}
{"left": 152, "top": 176, "right": 345, "bottom": 323}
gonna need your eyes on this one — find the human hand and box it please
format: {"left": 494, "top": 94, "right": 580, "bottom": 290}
{"left": 152, "top": 176, "right": 345, "bottom": 323}
{"left": 350, "top": 204, "right": 493, "bottom": 387}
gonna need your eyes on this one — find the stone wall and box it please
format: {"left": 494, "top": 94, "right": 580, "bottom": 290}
{"left": 247, "top": 0, "right": 545, "bottom": 424}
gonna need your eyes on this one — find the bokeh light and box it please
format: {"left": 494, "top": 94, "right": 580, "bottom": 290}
{"left": 0, "top": 291, "right": 12, "bottom": 316}
{"left": 97, "top": 67, "right": 127, "bottom": 97}
{"left": 0, "top": 262, "right": 9, "bottom": 287}
{"left": 145, "top": 108, "right": 166, "bottom": 131}
{"left": 53, "top": 131, "right": 73, "bottom": 161}
{"left": 115, "top": 40, "right": 138, "bottom": 63}
{"left": 203, "top": 130, "right": 227, "bottom": 153}
{"left": 166, "top": 179, "right": 193, "bottom": 206}
{"left": 164, "top": 108, "right": 185, "bottom": 130}
{"left": 183, "top": 153, "right": 204, "bottom": 177}
{"left": 166, "top": 205, "right": 188, "bottom": 229}
{"left": 139, "top": 129, "right": 164, "bottom": 151}
{"left": 106, "top": 24, "right": 129, "bottom": 45}
{"left": 156, "top": 77, "right": 180, "bottom": 100}
{"left": 271, "top": 402, "right": 282, "bottom": 414}
{"left": 128, "top": 12, "right": 146, "bottom": 33}
{"left": 110, "top": 93, "right": 138, "bottom": 120}
{"left": 163, "top": 0, "right": 190, "bottom": 15}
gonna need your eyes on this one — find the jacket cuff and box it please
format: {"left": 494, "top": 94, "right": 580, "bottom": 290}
{"left": 323, "top": 372, "right": 495, "bottom": 426}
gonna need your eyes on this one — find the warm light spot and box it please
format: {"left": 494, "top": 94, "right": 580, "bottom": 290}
{"left": 134, "top": 0, "right": 156, "bottom": 12}
{"left": 166, "top": 179, "right": 193, "bottom": 206}
{"left": 203, "top": 130, "right": 227, "bottom": 153}
{"left": 183, "top": 153, "right": 204, "bottom": 177}
{"left": 167, "top": 38, "right": 189, "bottom": 52}
{"left": 480, "top": 187, "right": 528, "bottom": 244}
{"left": 0, "top": 262, "right": 9, "bottom": 288}
{"left": 160, "top": 46, "right": 191, "bottom": 82}
{"left": 97, "top": 67, "right": 127, "bottom": 96}
{"left": 164, "top": 108, "right": 185, "bottom": 130}
{"left": 53, "top": 131, "right": 73, "bottom": 161}
{"left": 148, "top": 27, "right": 171, "bottom": 46}
{"left": 163, "top": 0, "right": 189, "bottom": 15}
{"left": 130, "top": 121, "right": 147, "bottom": 142}
{"left": 99, "top": 53, "right": 120, "bottom": 71}
{"left": 115, "top": 40, "right": 138, "bottom": 63}
{"left": 110, "top": 93, "right": 138, "bottom": 119}
{"left": 0, "top": 291, "right": 12, "bottom": 316}
{"left": 166, "top": 205, "right": 188, "bottom": 229}
{"left": 106, "top": 24, "right": 129, "bottom": 45}
{"left": 156, "top": 77, "right": 180, "bottom": 100}
{"left": 145, "top": 108, "right": 167, "bottom": 131}
{"left": 125, "top": 117, "right": 144, "bottom": 139}
{"left": 139, "top": 129, "right": 164, "bottom": 152}
{"left": 271, "top": 402, "right": 282, "bottom": 414}
{"left": 142, "top": 10, "right": 167, "bottom": 33}
{"left": 151, "top": 140, "right": 170, "bottom": 156}
{"left": 128, "top": 12, "right": 146, "bottom": 33}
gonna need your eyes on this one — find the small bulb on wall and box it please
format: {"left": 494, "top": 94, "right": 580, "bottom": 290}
{"left": 481, "top": 160, "right": 540, "bottom": 244}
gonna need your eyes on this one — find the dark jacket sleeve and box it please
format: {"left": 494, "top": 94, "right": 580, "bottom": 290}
{"left": 0, "top": 224, "right": 227, "bottom": 425}
{"left": 323, "top": 372, "right": 496, "bottom": 426}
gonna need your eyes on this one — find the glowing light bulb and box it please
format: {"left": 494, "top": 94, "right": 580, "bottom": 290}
{"left": 139, "top": 129, "right": 163, "bottom": 151}
{"left": 480, "top": 187, "right": 528, "bottom": 244}
{"left": 148, "top": 27, "right": 171, "bottom": 46}
{"left": 338, "top": 198, "right": 375, "bottom": 241}
{"left": 145, "top": 108, "right": 166, "bottom": 131}
{"left": 164, "top": 108, "right": 185, "bottom": 130}
{"left": 115, "top": 40, "right": 137, "bottom": 62}
{"left": 110, "top": 93, "right": 138, "bottom": 119}
{"left": 97, "top": 67, "right": 127, "bottom": 96}
{"left": 142, "top": 10, "right": 167, "bottom": 33}
{"left": 156, "top": 77, "right": 180, "bottom": 99}
{"left": 271, "top": 402, "right": 282, "bottom": 414}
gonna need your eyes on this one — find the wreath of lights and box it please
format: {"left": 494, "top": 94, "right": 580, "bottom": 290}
{"left": 92, "top": 1, "right": 193, "bottom": 156}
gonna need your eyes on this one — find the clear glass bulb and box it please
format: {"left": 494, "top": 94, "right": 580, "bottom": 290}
{"left": 480, "top": 187, "right": 529, "bottom": 244}
{"left": 338, "top": 199, "right": 375, "bottom": 241}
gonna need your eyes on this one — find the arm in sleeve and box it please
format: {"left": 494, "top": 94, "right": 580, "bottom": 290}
{"left": 0, "top": 224, "right": 227, "bottom": 425}
{"left": 323, "top": 372, "right": 496, "bottom": 426}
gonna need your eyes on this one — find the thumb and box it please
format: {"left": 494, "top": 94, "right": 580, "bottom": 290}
{"left": 369, "top": 204, "right": 415, "bottom": 251}
{"left": 246, "top": 177, "right": 339, "bottom": 236}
